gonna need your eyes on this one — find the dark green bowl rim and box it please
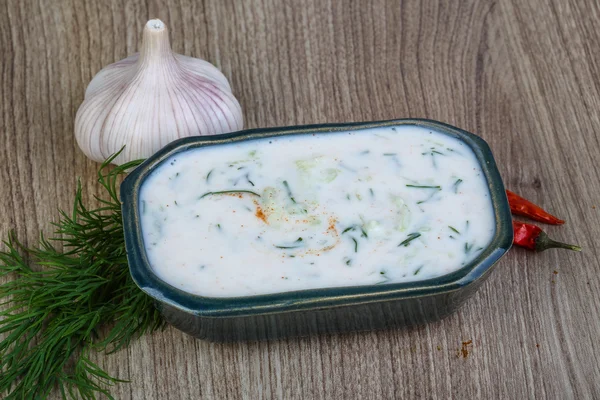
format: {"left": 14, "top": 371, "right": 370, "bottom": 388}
{"left": 121, "top": 119, "right": 513, "bottom": 318}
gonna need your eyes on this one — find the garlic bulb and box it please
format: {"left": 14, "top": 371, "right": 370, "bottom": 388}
{"left": 75, "top": 19, "right": 243, "bottom": 165}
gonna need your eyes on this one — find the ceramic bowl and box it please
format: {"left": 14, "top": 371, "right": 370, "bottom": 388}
{"left": 121, "top": 119, "right": 513, "bottom": 341}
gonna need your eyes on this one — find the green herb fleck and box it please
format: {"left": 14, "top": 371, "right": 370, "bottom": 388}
{"left": 360, "top": 150, "right": 370, "bottom": 155}
{"left": 342, "top": 226, "right": 368, "bottom": 238}
{"left": 369, "top": 188, "right": 374, "bottom": 197}
{"left": 448, "top": 226, "right": 460, "bottom": 234}
{"left": 338, "top": 162, "right": 357, "bottom": 173}
{"left": 282, "top": 180, "right": 297, "bottom": 203}
{"left": 415, "top": 185, "right": 441, "bottom": 203}
{"left": 464, "top": 242, "right": 474, "bottom": 254}
{"left": 206, "top": 169, "right": 214, "bottom": 183}
{"left": 376, "top": 270, "right": 391, "bottom": 284}
{"left": 199, "top": 190, "right": 261, "bottom": 199}
{"left": 383, "top": 153, "right": 402, "bottom": 168}
{"left": 217, "top": 224, "right": 222, "bottom": 230}
{"left": 398, "top": 232, "right": 421, "bottom": 247}
{"left": 352, "top": 237, "right": 358, "bottom": 252}
{"left": 406, "top": 184, "right": 441, "bottom": 190}
{"left": 275, "top": 237, "right": 304, "bottom": 249}
{"left": 414, "top": 265, "right": 424, "bottom": 275}
{"left": 422, "top": 148, "right": 445, "bottom": 167}
{"left": 245, "top": 173, "right": 255, "bottom": 186}
{"left": 453, "top": 178, "right": 463, "bottom": 193}
{"left": 417, "top": 191, "right": 439, "bottom": 204}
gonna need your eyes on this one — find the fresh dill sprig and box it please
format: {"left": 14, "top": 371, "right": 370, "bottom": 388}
{"left": 0, "top": 153, "right": 164, "bottom": 399}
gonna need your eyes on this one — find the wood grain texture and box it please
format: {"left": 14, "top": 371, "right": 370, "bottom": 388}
{"left": 1, "top": 0, "right": 599, "bottom": 398}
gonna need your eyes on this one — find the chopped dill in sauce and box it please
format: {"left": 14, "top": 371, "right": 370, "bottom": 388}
{"left": 139, "top": 125, "right": 495, "bottom": 297}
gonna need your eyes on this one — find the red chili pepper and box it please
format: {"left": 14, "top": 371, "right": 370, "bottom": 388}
{"left": 506, "top": 190, "right": 565, "bottom": 225}
{"left": 513, "top": 221, "right": 581, "bottom": 252}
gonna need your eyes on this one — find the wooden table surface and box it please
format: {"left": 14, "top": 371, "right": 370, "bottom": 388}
{"left": 2, "top": 0, "right": 599, "bottom": 398}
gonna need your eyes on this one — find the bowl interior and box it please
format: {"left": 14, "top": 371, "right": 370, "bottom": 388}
{"left": 121, "top": 119, "right": 513, "bottom": 317}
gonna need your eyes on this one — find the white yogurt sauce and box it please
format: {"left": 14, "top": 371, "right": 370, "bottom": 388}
{"left": 139, "top": 125, "right": 496, "bottom": 297}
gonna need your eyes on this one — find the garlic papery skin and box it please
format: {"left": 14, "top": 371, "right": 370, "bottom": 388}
{"left": 75, "top": 19, "right": 243, "bottom": 165}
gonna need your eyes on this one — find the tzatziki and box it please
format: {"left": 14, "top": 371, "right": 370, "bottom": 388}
{"left": 139, "top": 126, "right": 496, "bottom": 297}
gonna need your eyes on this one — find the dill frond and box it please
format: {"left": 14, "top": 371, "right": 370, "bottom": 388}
{"left": 0, "top": 154, "right": 165, "bottom": 399}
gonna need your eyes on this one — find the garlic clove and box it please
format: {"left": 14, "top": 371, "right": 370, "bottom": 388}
{"left": 75, "top": 19, "right": 243, "bottom": 165}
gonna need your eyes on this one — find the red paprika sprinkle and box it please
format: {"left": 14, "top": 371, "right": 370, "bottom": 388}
{"left": 506, "top": 190, "right": 565, "bottom": 225}
{"left": 513, "top": 221, "right": 581, "bottom": 252}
